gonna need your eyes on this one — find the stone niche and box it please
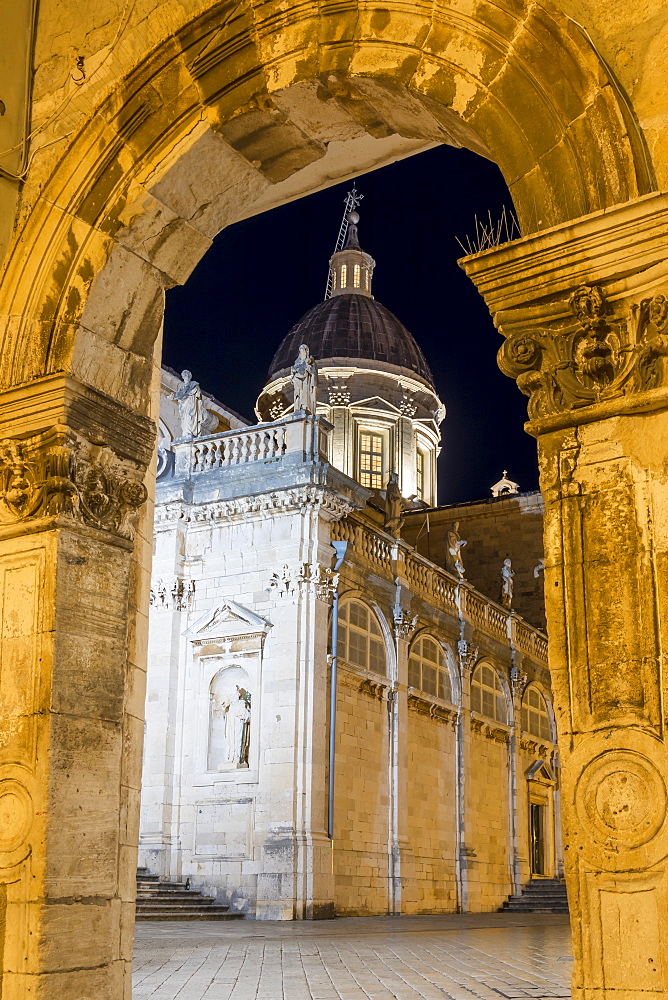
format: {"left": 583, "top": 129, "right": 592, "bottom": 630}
{"left": 185, "top": 600, "right": 271, "bottom": 783}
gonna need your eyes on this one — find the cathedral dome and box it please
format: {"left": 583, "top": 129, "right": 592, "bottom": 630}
{"left": 267, "top": 294, "right": 435, "bottom": 388}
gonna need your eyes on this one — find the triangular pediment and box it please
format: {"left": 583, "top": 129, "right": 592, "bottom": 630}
{"left": 349, "top": 396, "right": 401, "bottom": 414}
{"left": 525, "top": 759, "right": 556, "bottom": 784}
{"left": 186, "top": 601, "right": 271, "bottom": 640}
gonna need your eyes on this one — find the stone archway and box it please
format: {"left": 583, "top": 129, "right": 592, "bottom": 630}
{"left": 0, "top": 1, "right": 664, "bottom": 997}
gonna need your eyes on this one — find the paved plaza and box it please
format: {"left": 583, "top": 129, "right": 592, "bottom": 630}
{"left": 133, "top": 913, "right": 572, "bottom": 1000}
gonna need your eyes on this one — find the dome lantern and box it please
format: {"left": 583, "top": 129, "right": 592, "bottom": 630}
{"left": 328, "top": 211, "right": 375, "bottom": 298}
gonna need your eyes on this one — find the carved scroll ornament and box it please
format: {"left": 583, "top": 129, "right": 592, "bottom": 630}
{"left": 0, "top": 429, "right": 148, "bottom": 538}
{"left": 499, "top": 287, "right": 668, "bottom": 420}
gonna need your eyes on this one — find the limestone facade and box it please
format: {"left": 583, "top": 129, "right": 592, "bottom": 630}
{"left": 2, "top": 0, "right": 668, "bottom": 993}
{"left": 140, "top": 367, "right": 556, "bottom": 919}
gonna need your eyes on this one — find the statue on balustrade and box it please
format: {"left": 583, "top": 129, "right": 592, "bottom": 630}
{"left": 384, "top": 472, "right": 404, "bottom": 538}
{"left": 174, "top": 370, "right": 205, "bottom": 438}
{"left": 500, "top": 557, "right": 514, "bottom": 608}
{"left": 446, "top": 521, "right": 467, "bottom": 580}
{"left": 291, "top": 344, "right": 318, "bottom": 414}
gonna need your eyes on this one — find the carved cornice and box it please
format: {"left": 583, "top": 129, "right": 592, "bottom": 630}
{"left": 499, "top": 286, "right": 668, "bottom": 422}
{"left": 407, "top": 689, "right": 457, "bottom": 727}
{"left": 0, "top": 427, "right": 147, "bottom": 539}
{"left": 470, "top": 716, "right": 511, "bottom": 744}
{"left": 169, "top": 486, "right": 357, "bottom": 524}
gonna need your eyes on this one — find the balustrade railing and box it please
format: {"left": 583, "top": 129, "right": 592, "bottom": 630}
{"left": 172, "top": 413, "right": 330, "bottom": 478}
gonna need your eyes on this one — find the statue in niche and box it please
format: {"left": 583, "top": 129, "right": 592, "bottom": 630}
{"left": 174, "top": 370, "right": 205, "bottom": 438}
{"left": 501, "top": 557, "right": 515, "bottom": 608}
{"left": 446, "top": 521, "right": 467, "bottom": 580}
{"left": 209, "top": 681, "right": 252, "bottom": 769}
{"left": 291, "top": 344, "right": 318, "bottom": 413}
{"left": 384, "top": 472, "right": 404, "bottom": 538}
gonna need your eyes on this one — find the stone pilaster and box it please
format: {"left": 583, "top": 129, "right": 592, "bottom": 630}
{"left": 456, "top": 637, "right": 478, "bottom": 913}
{"left": 0, "top": 374, "right": 154, "bottom": 999}
{"left": 390, "top": 544, "right": 419, "bottom": 913}
{"left": 463, "top": 192, "right": 668, "bottom": 1000}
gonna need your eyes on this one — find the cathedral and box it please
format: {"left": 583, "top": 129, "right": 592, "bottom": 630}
{"left": 139, "top": 202, "right": 557, "bottom": 919}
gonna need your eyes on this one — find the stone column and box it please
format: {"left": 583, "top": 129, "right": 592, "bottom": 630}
{"left": 0, "top": 374, "right": 153, "bottom": 998}
{"left": 462, "top": 192, "right": 668, "bottom": 999}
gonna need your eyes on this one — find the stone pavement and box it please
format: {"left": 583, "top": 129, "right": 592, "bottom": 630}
{"left": 133, "top": 913, "right": 572, "bottom": 1000}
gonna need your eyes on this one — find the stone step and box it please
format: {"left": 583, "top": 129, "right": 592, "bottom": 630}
{"left": 501, "top": 878, "right": 569, "bottom": 913}
{"left": 135, "top": 867, "right": 244, "bottom": 921}
{"left": 135, "top": 908, "right": 242, "bottom": 921}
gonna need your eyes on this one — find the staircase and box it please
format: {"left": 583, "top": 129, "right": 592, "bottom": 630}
{"left": 136, "top": 867, "right": 244, "bottom": 921}
{"left": 502, "top": 877, "right": 569, "bottom": 913}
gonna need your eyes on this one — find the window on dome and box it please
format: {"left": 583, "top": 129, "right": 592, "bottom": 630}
{"left": 338, "top": 599, "right": 386, "bottom": 674}
{"left": 359, "top": 432, "right": 384, "bottom": 489}
{"left": 521, "top": 686, "right": 552, "bottom": 741}
{"left": 340, "top": 264, "right": 347, "bottom": 288}
{"left": 470, "top": 663, "right": 508, "bottom": 724}
{"left": 353, "top": 263, "right": 361, "bottom": 288}
{"left": 416, "top": 451, "right": 425, "bottom": 499}
{"left": 408, "top": 635, "right": 452, "bottom": 702}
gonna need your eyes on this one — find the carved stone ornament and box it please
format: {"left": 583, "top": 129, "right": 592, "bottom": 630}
{"left": 457, "top": 639, "right": 479, "bottom": 673}
{"left": 498, "top": 286, "right": 668, "bottom": 420}
{"left": 0, "top": 429, "right": 147, "bottom": 538}
{"left": 270, "top": 563, "right": 339, "bottom": 600}
{"left": 160, "top": 486, "right": 357, "bottom": 525}
{"left": 149, "top": 576, "right": 195, "bottom": 610}
{"left": 393, "top": 610, "right": 419, "bottom": 640}
{"left": 510, "top": 664, "right": 529, "bottom": 699}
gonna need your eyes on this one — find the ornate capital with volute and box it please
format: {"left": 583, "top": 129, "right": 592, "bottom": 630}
{"left": 0, "top": 427, "right": 148, "bottom": 539}
{"left": 461, "top": 193, "right": 668, "bottom": 436}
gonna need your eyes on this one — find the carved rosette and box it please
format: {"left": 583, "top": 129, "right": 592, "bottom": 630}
{"left": 498, "top": 286, "right": 668, "bottom": 420}
{"left": 0, "top": 429, "right": 148, "bottom": 539}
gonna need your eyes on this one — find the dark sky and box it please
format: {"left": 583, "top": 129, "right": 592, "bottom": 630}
{"left": 163, "top": 144, "right": 539, "bottom": 506}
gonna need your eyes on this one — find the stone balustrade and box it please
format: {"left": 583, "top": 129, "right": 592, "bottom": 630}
{"left": 337, "top": 518, "right": 548, "bottom": 665}
{"left": 172, "top": 413, "right": 331, "bottom": 478}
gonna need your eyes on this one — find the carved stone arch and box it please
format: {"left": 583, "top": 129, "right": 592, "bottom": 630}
{"left": 408, "top": 627, "right": 460, "bottom": 706}
{"left": 337, "top": 587, "right": 396, "bottom": 678}
{"left": 0, "top": 0, "right": 656, "bottom": 404}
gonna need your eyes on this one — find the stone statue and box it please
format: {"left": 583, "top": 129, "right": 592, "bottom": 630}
{"left": 174, "top": 370, "right": 205, "bottom": 438}
{"left": 384, "top": 472, "right": 404, "bottom": 537}
{"left": 212, "top": 685, "right": 251, "bottom": 767}
{"left": 291, "top": 344, "right": 318, "bottom": 413}
{"left": 446, "top": 521, "right": 467, "bottom": 579}
{"left": 501, "top": 557, "right": 515, "bottom": 608}
{"left": 238, "top": 688, "right": 251, "bottom": 766}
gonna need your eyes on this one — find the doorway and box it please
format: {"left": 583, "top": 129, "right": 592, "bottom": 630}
{"left": 530, "top": 802, "right": 546, "bottom": 876}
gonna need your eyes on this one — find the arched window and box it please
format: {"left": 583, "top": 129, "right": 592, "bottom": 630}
{"left": 471, "top": 663, "right": 508, "bottom": 724}
{"left": 521, "top": 685, "right": 552, "bottom": 741}
{"left": 339, "top": 599, "right": 386, "bottom": 674}
{"left": 340, "top": 263, "right": 347, "bottom": 288}
{"left": 364, "top": 269, "right": 369, "bottom": 290}
{"left": 408, "top": 634, "right": 452, "bottom": 702}
{"left": 353, "top": 263, "right": 361, "bottom": 287}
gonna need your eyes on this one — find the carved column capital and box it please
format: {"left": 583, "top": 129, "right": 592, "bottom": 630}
{"left": 461, "top": 193, "right": 668, "bottom": 435}
{"left": 393, "top": 610, "right": 418, "bottom": 641}
{"left": 0, "top": 427, "right": 148, "bottom": 539}
{"left": 457, "top": 639, "right": 478, "bottom": 675}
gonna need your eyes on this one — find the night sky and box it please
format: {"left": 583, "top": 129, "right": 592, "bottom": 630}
{"left": 162, "top": 144, "right": 539, "bottom": 506}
